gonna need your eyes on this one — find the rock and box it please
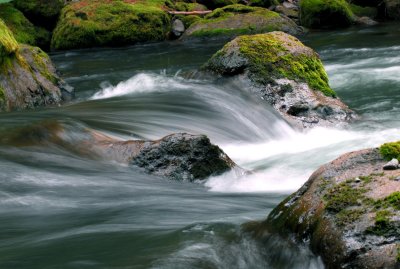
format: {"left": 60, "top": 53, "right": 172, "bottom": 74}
{"left": 196, "top": 0, "right": 280, "bottom": 9}
{"left": 275, "top": 4, "right": 299, "bottom": 20}
{"left": 0, "top": 3, "right": 51, "bottom": 49}
{"left": 172, "top": 19, "right": 185, "bottom": 38}
{"left": 299, "top": 0, "right": 355, "bottom": 29}
{"left": 248, "top": 147, "right": 400, "bottom": 269}
{"left": 355, "top": 16, "right": 379, "bottom": 26}
{"left": 12, "top": 0, "right": 65, "bottom": 30}
{"left": 1, "top": 121, "right": 238, "bottom": 181}
{"left": 51, "top": 0, "right": 172, "bottom": 50}
{"left": 202, "top": 31, "right": 356, "bottom": 128}
{"left": 384, "top": 0, "right": 400, "bottom": 20}
{"left": 181, "top": 4, "right": 304, "bottom": 40}
{"left": 0, "top": 20, "right": 72, "bottom": 112}
{"left": 383, "top": 158, "right": 399, "bottom": 170}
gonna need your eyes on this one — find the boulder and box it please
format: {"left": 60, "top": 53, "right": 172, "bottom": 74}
{"left": 1, "top": 121, "right": 238, "bottom": 181}
{"left": 181, "top": 4, "right": 303, "bottom": 40}
{"left": 0, "top": 3, "right": 51, "bottom": 49}
{"left": 0, "top": 20, "right": 73, "bottom": 112}
{"left": 12, "top": 0, "right": 65, "bottom": 30}
{"left": 196, "top": 0, "right": 280, "bottom": 9}
{"left": 299, "top": 0, "right": 355, "bottom": 28}
{"left": 248, "top": 146, "right": 400, "bottom": 268}
{"left": 51, "top": 0, "right": 172, "bottom": 50}
{"left": 202, "top": 31, "right": 356, "bottom": 128}
{"left": 384, "top": 0, "right": 400, "bottom": 20}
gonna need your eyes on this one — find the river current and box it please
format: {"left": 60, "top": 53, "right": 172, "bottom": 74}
{"left": 0, "top": 23, "right": 400, "bottom": 268}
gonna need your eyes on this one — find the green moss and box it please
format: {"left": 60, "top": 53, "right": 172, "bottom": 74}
{"left": 380, "top": 141, "right": 400, "bottom": 161}
{"left": 323, "top": 180, "right": 366, "bottom": 212}
{"left": 300, "top": 0, "right": 355, "bottom": 28}
{"left": 0, "top": 4, "right": 50, "bottom": 49}
{"left": 397, "top": 244, "right": 400, "bottom": 263}
{"left": 349, "top": 3, "right": 377, "bottom": 18}
{"left": 366, "top": 210, "right": 394, "bottom": 236}
{"left": 336, "top": 208, "right": 365, "bottom": 226}
{"left": 179, "top": 15, "right": 202, "bottom": 28}
{"left": 235, "top": 33, "right": 336, "bottom": 97}
{"left": 0, "top": 85, "right": 6, "bottom": 111}
{"left": 0, "top": 19, "right": 19, "bottom": 59}
{"left": 51, "top": 0, "right": 171, "bottom": 50}
{"left": 174, "top": 2, "right": 208, "bottom": 11}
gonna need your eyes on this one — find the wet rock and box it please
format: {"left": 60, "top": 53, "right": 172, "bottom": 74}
{"left": 355, "top": 16, "right": 379, "bottom": 26}
{"left": 1, "top": 121, "right": 238, "bottom": 181}
{"left": 0, "top": 21, "right": 72, "bottom": 112}
{"left": 202, "top": 31, "right": 356, "bottom": 129}
{"left": 385, "top": 0, "right": 400, "bottom": 20}
{"left": 172, "top": 19, "right": 185, "bottom": 38}
{"left": 383, "top": 158, "right": 399, "bottom": 170}
{"left": 247, "top": 147, "right": 400, "bottom": 268}
{"left": 181, "top": 4, "right": 303, "bottom": 40}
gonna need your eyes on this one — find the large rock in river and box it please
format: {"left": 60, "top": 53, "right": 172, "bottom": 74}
{"left": 202, "top": 31, "right": 356, "bottom": 128}
{"left": 182, "top": 4, "right": 303, "bottom": 39}
{"left": 249, "top": 143, "right": 400, "bottom": 268}
{"left": 0, "top": 20, "right": 72, "bottom": 112}
{"left": 384, "top": 0, "right": 400, "bottom": 20}
{"left": 1, "top": 121, "right": 237, "bottom": 181}
{"left": 51, "top": 0, "right": 172, "bottom": 50}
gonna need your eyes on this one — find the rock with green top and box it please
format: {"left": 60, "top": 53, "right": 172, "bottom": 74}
{"left": 0, "top": 3, "right": 50, "bottom": 49}
{"left": 51, "top": 0, "right": 172, "bottom": 50}
{"left": 246, "top": 147, "right": 400, "bottom": 268}
{"left": 182, "top": 4, "right": 303, "bottom": 40}
{"left": 196, "top": 0, "right": 280, "bottom": 9}
{"left": 0, "top": 20, "right": 72, "bottom": 112}
{"left": 300, "top": 0, "right": 355, "bottom": 28}
{"left": 202, "top": 31, "right": 355, "bottom": 128}
{"left": 12, "top": 0, "right": 64, "bottom": 29}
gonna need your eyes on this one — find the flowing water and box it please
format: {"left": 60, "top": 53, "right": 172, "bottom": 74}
{"left": 1, "top": 23, "right": 400, "bottom": 269}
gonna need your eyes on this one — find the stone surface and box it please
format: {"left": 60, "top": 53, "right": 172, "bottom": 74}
{"left": 247, "top": 147, "right": 400, "bottom": 269}
{"left": 385, "top": 0, "right": 400, "bottom": 20}
{"left": 383, "top": 158, "right": 399, "bottom": 170}
{"left": 1, "top": 121, "right": 238, "bottom": 181}
{"left": 172, "top": 19, "right": 185, "bottom": 37}
{"left": 202, "top": 31, "right": 356, "bottom": 129}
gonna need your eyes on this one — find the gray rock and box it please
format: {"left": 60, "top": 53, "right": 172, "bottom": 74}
{"left": 383, "top": 158, "right": 399, "bottom": 170}
{"left": 172, "top": 19, "right": 185, "bottom": 38}
{"left": 385, "top": 0, "right": 400, "bottom": 20}
{"left": 247, "top": 148, "right": 400, "bottom": 269}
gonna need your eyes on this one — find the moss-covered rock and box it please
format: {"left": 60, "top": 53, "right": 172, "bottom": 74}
{"left": 300, "top": 0, "right": 355, "bottom": 28}
{"left": 51, "top": 0, "right": 172, "bottom": 50}
{"left": 247, "top": 147, "right": 400, "bottom": 268}
{"left": 202, "top": 31, "right": 355, "bottom": 128}
{"left": 0, "top": 3, "right": 50, "bottom": 49}
{"left": 349, "top": 3, "right": 378, "bottom": 18}
{"left": 174, "top": 1, "right": 208, "bottom": 11}
{"left": 182, "top": 4, "right": 303, "bottom": 39}
{"left": 195, "top": 0, "right": 280, "bottom": 9}
{"left": 380, "top": 141, "right": 400, "bottom": 161}
{"left": 0, "top": 20, "right": 72, "bottom": 112}
{"left": 12, "top": 0, "right": 64, "bottom": 29}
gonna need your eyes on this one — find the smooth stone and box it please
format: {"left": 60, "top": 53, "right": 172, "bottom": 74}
{"left": 383, "top": 158, "right": 399, "bottom": 170}
{"left": 172, "top": 19, "right": 185, "bottom": 38}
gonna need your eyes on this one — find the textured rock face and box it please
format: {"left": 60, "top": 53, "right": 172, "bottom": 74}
{"left": 0, "top": 20, "right": 72, "bottom": 112}
{"left": 2, "top": 121, "right": 237, "bottom": 181}
{"left": 202, "top": 31, "right": 356, "bottom": 128}
{"left": 182, "top": 4, "right": 303, "bottom": 39}
{"left": 51, "top": 0, "right": 171, "bottom": 50}
{"left": 250, "top": 148, "right": 400, "bottom": 269}
{"left": 385, "top": 0, "right": 400, "bottom": 19}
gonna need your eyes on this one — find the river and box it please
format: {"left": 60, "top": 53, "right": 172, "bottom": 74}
{"left": 0, "top": 23, "right": 399, "bottom": 268}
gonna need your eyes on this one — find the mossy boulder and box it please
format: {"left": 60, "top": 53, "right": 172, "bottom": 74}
{"left": 0, "top": 20, "right": 72, "bottom": 112}
{"left": 248, "top": 147, "right": 400, "bottom": 268}
{"left": 182, "top": 4, "right": 303, "bottom": 39}
{"left": 202, "top": 31, "right": 355, "bottom": 128}
{"left": 51, "top": 0, "right": 172, "bottom": 50}
{"left": 12, "top": 0, "right": 64, "bottom": 29}
{"left": 195, "top": 0, "right": 280, "bottom": 9}
{"left": 0, "top": 3, "right": 51, "bottom": 49}
{"left": 380, "top": 141, "right": 400, "bottom": 161}
{"left": 300, "top": 0, "right": 355, "bottom": 28}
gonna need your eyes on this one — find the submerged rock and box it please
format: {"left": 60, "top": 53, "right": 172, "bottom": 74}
{"left": 182, "top": 4, "right": 303, "bottom": 40}
{"left": 51, "top": 0, "right": 171, "bottom": 50}
{"left": 248, "top": 146, "right": 400, "bottom": 268}
{"left": 202, "top": 31, "right": 355, "bottom": 128}
{"left": 2, "top": 121, "right": 237, "bottom": 181}
{"left": 0, "top": 20, "right": 72, "bottom": 112}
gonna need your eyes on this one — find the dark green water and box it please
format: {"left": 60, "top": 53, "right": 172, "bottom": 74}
{"left": 0, "top": 23, "right": 400, "bottom": 268}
